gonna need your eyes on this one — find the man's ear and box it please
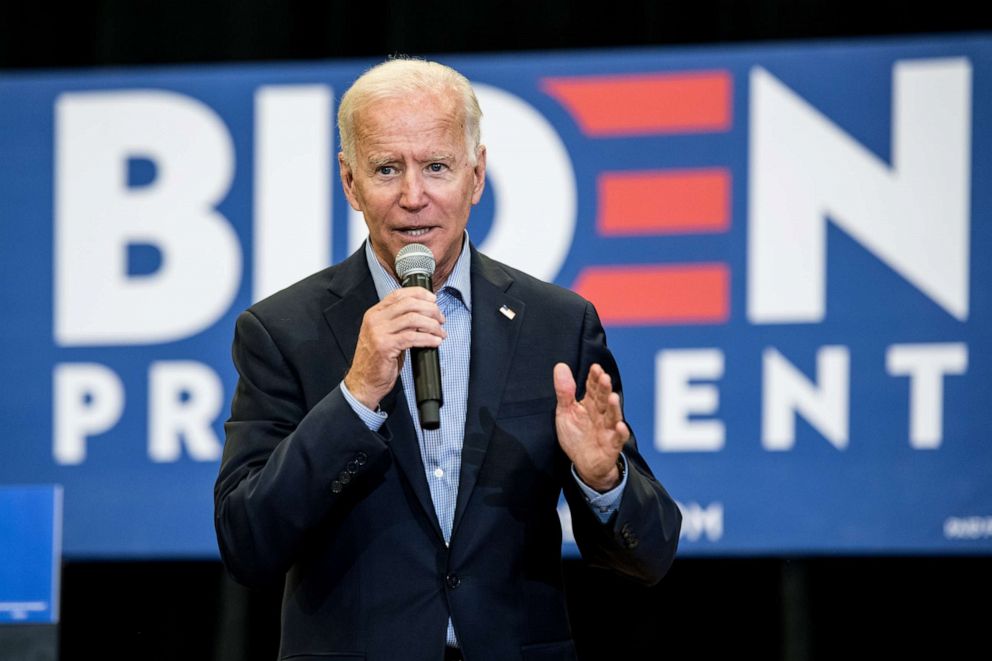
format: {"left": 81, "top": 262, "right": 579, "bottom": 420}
{"left": 339, "top": 152, "right": 362, "bottom": 211}
{"left": 471, "top": 145, "right": 487, "bottom": 205}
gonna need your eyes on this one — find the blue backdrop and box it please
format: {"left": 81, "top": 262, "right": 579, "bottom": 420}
{"left": 1, "top": 34, "right": 989, "bottom": 558}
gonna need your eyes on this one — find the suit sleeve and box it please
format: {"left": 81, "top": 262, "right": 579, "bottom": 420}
{"left": 213, "top": 309, "right": 391, "bottom": 587}
{"left": 561, "top": 302, "right": 682, "bottom": 586}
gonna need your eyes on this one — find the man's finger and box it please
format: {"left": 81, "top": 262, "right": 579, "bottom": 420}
{"left": 553, "top": 363, "right": 577, "bottom": 409}
{"left": 380, "top": 295, "right": 445, "bottom": 325}
{"left": 585, "top": 364, "right": 612, "bottom": 415}
{"left": 383, "top": 287, "right": 437, "bottom": 304}
{"left": 614, "top": 420, "right": 631, "bottom": 444}
{"left": 392, "top": 311, "right": 447, "bottom": 339}
{"left": 397, "top": 329, "right": 445, "bottom": 350}
{"left": 604, "top": 391, "right": 624, "bottom": 431}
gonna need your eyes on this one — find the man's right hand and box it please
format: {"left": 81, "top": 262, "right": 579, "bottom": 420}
{"left": 344, "top": 287, "right": 446, "bottom": 410}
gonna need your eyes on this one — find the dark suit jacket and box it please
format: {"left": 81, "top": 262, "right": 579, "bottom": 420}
{"left": 214, "top": 245, "right": 681, "bottom": 661}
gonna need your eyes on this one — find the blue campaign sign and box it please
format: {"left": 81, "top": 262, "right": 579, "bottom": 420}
{"left": 1, "top": 35, "right": 990, "bottom": 558}
{"left": 0, "top": 486, "right": 63, "bottom": 623}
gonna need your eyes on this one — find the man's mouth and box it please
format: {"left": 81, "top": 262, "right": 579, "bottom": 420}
{"left": 399, "top": 227, "right": 433, "bottom": 238}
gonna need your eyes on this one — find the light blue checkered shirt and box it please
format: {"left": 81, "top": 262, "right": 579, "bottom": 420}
{"left": 341, "top": 235, "right": 626, "bottom": 646}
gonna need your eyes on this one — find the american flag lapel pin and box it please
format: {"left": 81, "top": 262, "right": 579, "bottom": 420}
{"left": 499, "top": 304, "right": 516, "bottom": 320}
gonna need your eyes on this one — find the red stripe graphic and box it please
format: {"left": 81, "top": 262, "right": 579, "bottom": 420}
{"left": 598, "top": 168, "right": 730, "bottom": 235}
{"left": 541, "top": 71, "right": 732, "bottom": 136}
{"left": 573, "top": 264, "right": 729, "bottom": 325}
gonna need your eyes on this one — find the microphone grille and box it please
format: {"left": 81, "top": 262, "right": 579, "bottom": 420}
{"left": 395, "top": 243, "right": 436, "bottom": 279}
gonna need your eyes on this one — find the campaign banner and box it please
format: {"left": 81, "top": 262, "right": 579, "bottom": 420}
{"left": 1, "top": 34, "right": 990, "bottom": 557}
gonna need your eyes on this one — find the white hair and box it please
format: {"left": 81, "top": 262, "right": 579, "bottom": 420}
{"left": 337, "top": 56, "right": 483, "bottom": 166}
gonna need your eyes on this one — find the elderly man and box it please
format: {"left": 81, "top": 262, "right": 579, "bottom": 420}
{"left": 214, "top": 57, "right": 681, "bottom": 661}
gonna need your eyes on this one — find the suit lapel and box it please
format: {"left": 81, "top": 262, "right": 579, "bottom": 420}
{"left": 321, "top": 249, "right": 376, "bottom": 367}
{"left": 452, "top": 249, "right": 526, "bottom": 537}
{"left": 378, "top": 391, "right": 446, "bottom": 542}
{"left": 322, "top": 246, "right": 445, "bottom": 543}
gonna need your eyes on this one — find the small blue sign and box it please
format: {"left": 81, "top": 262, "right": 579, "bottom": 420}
{"left": 0, "top": 486, "right": 63, "bottom": 624}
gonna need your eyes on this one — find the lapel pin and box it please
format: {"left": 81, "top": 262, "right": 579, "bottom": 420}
{"left": 499, "top": 304, "right": 516, "bottom": 320}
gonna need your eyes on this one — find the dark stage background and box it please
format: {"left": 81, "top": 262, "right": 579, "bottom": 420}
{"left": 3, "top": 1, "right": 990, "bottom": 659}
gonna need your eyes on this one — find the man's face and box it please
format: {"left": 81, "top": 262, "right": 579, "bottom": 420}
{"left": 339, "top": 90, "right": 486, "bottom": 286}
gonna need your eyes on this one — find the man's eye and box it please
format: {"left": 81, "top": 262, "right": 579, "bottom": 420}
{"left": 377, "top": 166, "right": 395, "bottom": 175}
{"left": 428, "top": 163, "right": 447, "bottom": 173}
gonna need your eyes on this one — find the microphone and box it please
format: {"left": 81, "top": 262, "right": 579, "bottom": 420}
{"left": 395, "top": 243, "right": 443, "bottom": 430}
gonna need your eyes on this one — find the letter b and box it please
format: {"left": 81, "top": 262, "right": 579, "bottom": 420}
{"left": 55, "top": 90, "right": 242, "bottom": 346}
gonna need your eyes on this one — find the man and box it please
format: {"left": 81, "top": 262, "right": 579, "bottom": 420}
{"left": 214, "top": 57, "right": 681, "bottom": 661}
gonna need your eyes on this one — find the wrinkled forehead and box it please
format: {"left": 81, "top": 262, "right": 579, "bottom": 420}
{"left": 353, "top": 90, "right": 468, "bottom": 155}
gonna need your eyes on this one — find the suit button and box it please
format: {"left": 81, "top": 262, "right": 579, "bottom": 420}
{"left": 346, "top": 460, "right": 359, "bottom": 473}
{"left": 339, "top": 471, "right": 352, "bottom": 485}
{"left": 445, "top": 574, "right": 461, "bottom": 589}
{"left": 331, "top": 480, "right": 343, "bottom": 493}
{"left": 619, "top": 523, "right": 639, "bottom": 548}
{"left": 355, "top": 452, "right": 368, "bottom": 466}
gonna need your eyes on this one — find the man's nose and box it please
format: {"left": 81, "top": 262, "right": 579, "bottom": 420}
{"left": 399, "top": 171, "right": 427, "bottom": 210}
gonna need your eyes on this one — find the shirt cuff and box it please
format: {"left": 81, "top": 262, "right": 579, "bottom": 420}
{"left": 572, "top": 455, "right": 628, "bottom": 524}
{"left": 340, "top": 380, "right": 388, "bottom": 432}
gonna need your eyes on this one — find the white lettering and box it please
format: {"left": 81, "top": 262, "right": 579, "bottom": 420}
{"left": 148, "top": 361, "right": 225, "bottom": 462}
{"left": 886, "top": 342, "right": 968, "bottom": 449}
{"left": 53, "top": 363, "right": 125, "bottom": 465}
{"left": 748, "top": 58, "right": 971, "bottom": 323}
{"left": 677, "top": 501, "right": 724, "bottom": 542}
{"left": 656, "top": 349, "right": 725, "bottom": 452}
{"left": 253, "top": 85, "right": 333, "bottom": 301}
{"left": 55, "top": 90, "right": 241, "bottom": 345}
{"left": 944, "top": 516, "right": 992, "bottom": 539}
{"left": 763, "top": 346, "right": 849, "bottom": 450}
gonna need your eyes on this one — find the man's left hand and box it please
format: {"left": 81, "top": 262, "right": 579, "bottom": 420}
{"left": 553, "top": 362, "right": 630, "bottom": 492}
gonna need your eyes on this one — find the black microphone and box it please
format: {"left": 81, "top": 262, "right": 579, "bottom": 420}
{"left": 395, "top": 244, "right": 443, "bottom": 430}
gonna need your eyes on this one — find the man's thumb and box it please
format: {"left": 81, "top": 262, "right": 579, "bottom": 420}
{"left": 553, "top": 363, "right": 576, "bottom": 408}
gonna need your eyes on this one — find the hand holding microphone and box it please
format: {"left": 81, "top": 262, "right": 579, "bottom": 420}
{"left": 395, "top": 244, "right": 443, "bottom": 430}
{"left": 343, "top": 244, "right": 445, "bottom": 426}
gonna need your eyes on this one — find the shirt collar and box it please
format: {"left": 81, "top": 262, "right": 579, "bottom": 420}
{"left": 364, "top": 231, "right": 473, "bottom": 311}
